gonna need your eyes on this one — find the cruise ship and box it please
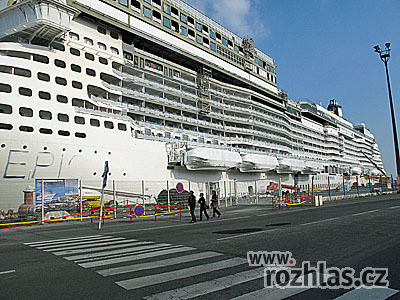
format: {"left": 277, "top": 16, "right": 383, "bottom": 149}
{"left": 0, "top": 0, "right": 385, "bottom": 210}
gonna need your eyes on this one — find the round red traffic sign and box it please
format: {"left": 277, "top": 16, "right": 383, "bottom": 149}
{"left": 134, "top": 205, "right": 145, "bottom": 217}
{"left": 176, "top": 182, "right": 184, "bottom": 193}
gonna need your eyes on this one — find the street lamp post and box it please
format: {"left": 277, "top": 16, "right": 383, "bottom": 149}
{"left": 374, "top": 43, "right": 400, "bottom": 182}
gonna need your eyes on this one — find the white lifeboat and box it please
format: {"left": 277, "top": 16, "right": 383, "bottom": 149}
{"left": 239, "top": 154, "right": 279, "bottom": 172}
{"left": 277, "top": 158, "right": 306, "bottom": 173}
{"left": 185, "top": 148, "right": 242, "bottom": 170}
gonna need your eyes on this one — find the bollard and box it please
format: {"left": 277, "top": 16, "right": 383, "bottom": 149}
{"left": 315, "top": 195, "right": 320, "bottom": 207}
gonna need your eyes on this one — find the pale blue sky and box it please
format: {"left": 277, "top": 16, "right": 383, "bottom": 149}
{"left": 186, "top": 0, "right": 400, "bottom": 176}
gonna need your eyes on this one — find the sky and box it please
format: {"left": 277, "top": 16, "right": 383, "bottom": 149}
{"left": 185, "top": 0, "right": 400, "bottom": 177}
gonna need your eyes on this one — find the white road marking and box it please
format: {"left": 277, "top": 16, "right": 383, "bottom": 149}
{"left": 351, "top": 209, "right": 380, "bottom": 216}
{"left": 42, "top": 239, "right": 138, "bottom": 252}
{"left": 216, "top": 229, "right": 281, "bottom": 241}
{"left": 78, "top": 246, "right": 194, "bottom": 268}
{"left": 36, "top": 237, "right": 125, "bottom": 249}
{"left": 0, "top": 270, "right": 16, "bottom": 275}
{"left": 144, "top": 268, "right": 264, "bottom": 300}
{"left": 332, "top": 287, "right": 398, "bottom": 299}
{"left": 300, "top": 217, "right": 339, "bottom": 226}
{"left": 98, "top": 251, "right": 223, "bottom": 277}
{"left": 116, "top": 257, "right": 246, "bottom": 290}
{"left": 24, "top": 235, "right": 105, "bottom": 246}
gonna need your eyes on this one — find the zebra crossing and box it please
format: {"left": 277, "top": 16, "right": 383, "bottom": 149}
{"left": 24, "top": 235, "right": 399, "bottom": 300}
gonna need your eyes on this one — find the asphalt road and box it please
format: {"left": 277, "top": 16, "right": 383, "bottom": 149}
{"left": 1, "top": 194, "right": 399, "bottom": 299}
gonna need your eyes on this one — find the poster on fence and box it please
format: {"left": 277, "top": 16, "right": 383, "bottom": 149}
{"left": 35, "top": 179, "right": 79, "bottom": 210}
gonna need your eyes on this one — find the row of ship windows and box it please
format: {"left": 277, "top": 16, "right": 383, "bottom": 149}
{"left": 0, "top": 123, "right": 86, "bottom": 138}
{"left": 0, "top": 103, "right": 128, "bottom": 131}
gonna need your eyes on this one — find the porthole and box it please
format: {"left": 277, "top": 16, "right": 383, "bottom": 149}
{"left": 108, "top": 172, "right": 111, "bottom": 176}
{"left": 78, "top": 149, "right": 82, "bottom": 153}
{"left": 93, "top": 172, "right": 97, "bottom": 176}
{"left": 94, "top": 150, "right": 97, "bottom": 154}
{"left": 22, "top": 145, "right": 27, "bottom": 149}
{"left": 43, "top": 146, "right": 47, "bottom": 150}
{"left": 39, "top": 128, "right": 52, "bottom": 135}
{"left": 19, "top": 126, "right": 33, "bottom": 132}
{"left": 62, "top": 148, "right": 66, "bottom": 151}
{"left": 1, "top": 144, "right": 5, "bottom": 148}
{"left": 108, "top": 152, "right": 111, "bottom": 155}
{"left": 123, "top": 173, "right": 126, "bottom": 176}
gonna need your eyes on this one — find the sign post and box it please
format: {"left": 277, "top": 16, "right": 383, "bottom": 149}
{"left": 98, "top": 161, "right": 109, "bottom": 230}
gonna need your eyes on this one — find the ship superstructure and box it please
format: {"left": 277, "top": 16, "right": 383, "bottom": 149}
{"left": 0, "top": 0, "right": 385, "bottom": 210}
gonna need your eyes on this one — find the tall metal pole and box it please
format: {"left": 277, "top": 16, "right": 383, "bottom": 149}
{"left": 383, "top": 59, "right": 400, "bottom": 181}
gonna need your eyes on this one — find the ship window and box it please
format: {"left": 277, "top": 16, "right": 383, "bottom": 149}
{"left": 55, "top": 59, "right": 66, "bottom": 68}
{"left": 228, "top": 40, "right": 233, "bottom": 47}
{"left": 171, "top": 20, "right": 179, "bottom": 32}
{"left": 131, "top": 0, "right": 140, "bottom": 10}
{"left": 38, "top": 91, "right": 51, "bottom": 100}
{"left": 19, "top": 126, "right": 33, "bottom": 132}
{"left": 58, "top": 113, "right": 69, "bottom": 122}
{"left": 72, "top": 98, "right": 84, "bottom": 108}
{"left": 58, "top": 130, "right": 70, "bottom": 136}
{"left": 216, "top": 32, "right": 221, "bottom": 40}
{"left": 143, "top": 6, "right": 152, "bottom": 19}
{"left": 104, "top": 121, "right": 114, "bottom": 129}
{"left": 118, "top": 123, "right": 127, "bottom": 131}
{"left": 196, "top": 23, "right": 202, "bottom": 32}
{"left": 39, "top": 128, "right": 52, "bottom": 135}
{"left": 74, "top": 116, "right": 85, "bottom": 124}
{"left": 163, "top": 16, "right": 171, "bottom": 28}
{"left": 187, "top": 16, "right": 194, "bottom": 26}
{"left": 210, "top": 30, "right": 215, "bottom": 40}
{"left": 98, "top": 42, "right": 107, "bottom": 50}
{"left": 55, "top": 77, "right": 67, "bottom": 86}
{"left": 152, "top": 10, "right": 161, "bottom": 21}
{"left": 75, "top": 132, "right": 86, "bottom": 138}
{"left": 222, "top": 37, "right": 228, "bottom": 46}
{"left": 19, "top": 107, "right": 32, "bottom": 117}
{"left": 33, "top": 54, "right": 49, "bottom": 64}
{"left": 171, "top": 6, "right": 178, "bottom": 15}
{"left": 203, "top": 25, "right": 209, "bottom": 33}
{"left": 196, "top": 34, "right": 202, "bottom": 44}
{"left": 123, "top": 51, "right": 133, "bottom": 61}
{"left": 110, "top": 31, "right": 119, "bottom": 40}
{"left": 203, "top": 37, "right": 209, "bottom": 45}
{"left": 57, "top": 95, "right": 68, "bottom": 104}
{"left": 180, "top": 13, "right": 187, "bottom": 24}
{"left": 143, "top": 0, "right": 151, "bottom": 3}
{"left": 51, "top": 43, "right": 65, "bottom": 51}
{"left": 97, "top": 26, "right": 106, "bottom": 35}
{"left": 19, "top": 87, "right": 32, "bottom": 96}
{"left": 0, "top": 104, "right": 12, "bottom": 114}
{"left": 39, "top": 110, "right": 52, "bottom": 120}
{"left": 188, "top": 29, "right": 195, "bottom": 38}
{"left": 0, "top": 83, "right": 11, "bottom": 93}
{"left": 84, "top": 37, "right": 94, "bottom": 46}
{"left": 99, "top": 57, "right": 108, "bottom": 65}
{"left": 90, "top": 118, "right": 100, "bottom": 127}
{"left": 71, "top": 64, "right": 81, "bottom": 73}
{"left": 69, "top": 32, "right": 79, "bottom": 41}
{"left": 14, "top": 67, "right": 31, "bottom": 77}
{"left": 0, "top": 123, "right": 12, "bottom": 130}
{"left": 70, "top": 48, "right": 80, "bottom": 56}
{"left": 0, "top": 65, "right": 11, "bottom": 74}
{"left": 180, "top": 25, "right": 187, "bottom": 36}
{"left": 37, "top": 72, "right": 50, "bottom": 82}
{"left": 153, "top": 0, "right": 160, "bottom": 5}
{"left": 163, "top": 3, "right": 170, "bottom": 14}
{"left": 234, "top": 45, "right": 239, "bottom": 53}
{"left": 111, "top": 47, "right": 119, "bottom": 55}
{"left": 85, "top": 52, "right": 95, "bottom": 61}
{"left": 86, "top": 68, "right": 96, "bottom": 77}
{"left": 72, "top": 81, "right": 83, "bottom": 89}
{"left": 118, "top": 0, "right": 128, "bottom": 7}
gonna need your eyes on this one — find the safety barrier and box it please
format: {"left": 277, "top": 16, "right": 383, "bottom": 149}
{"left": 0, "top": 204, "right": 182, "bottom": 231}
{"left": 272, "top": 195, "right": 314, "bottom": 210}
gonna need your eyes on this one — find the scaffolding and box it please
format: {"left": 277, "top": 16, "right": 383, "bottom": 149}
{"left": 197, "top": 66, "right": 211, "bottom": 114}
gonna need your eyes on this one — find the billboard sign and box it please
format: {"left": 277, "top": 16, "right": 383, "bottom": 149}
{"left": 35, "top": 179, "right": 79, "bottom": 209}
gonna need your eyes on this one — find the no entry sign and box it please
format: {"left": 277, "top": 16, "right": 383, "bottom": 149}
{"left": 134, "top": 205, "right": 145, "bottom": 217}
{"left": 176, "top": 182, "right": 184, "bottom": 193}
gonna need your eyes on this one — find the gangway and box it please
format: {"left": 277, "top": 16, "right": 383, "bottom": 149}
{"left": 360, "top": 150, "right": 389, "bottom": 179}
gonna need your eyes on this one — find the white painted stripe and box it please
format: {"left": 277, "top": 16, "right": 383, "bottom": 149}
{"left": 98, "top": 251, "right": 223, "bottom": 277}
{"left": 43, "top": 239, "right": 138, "bottom": 252}
{"left": 388, "top": 205, "right": 400, "bottom": 209}
{"left": 300, "top": 217, "right": 339, "bottom": 226}
{"left": 116, "top": 257, "right": 247, "bottom": 290}
{"left": 24, "top": 235, "right": 104, "bottom": 245}
{"left": 36, "top": 237, "right": 125, "bottom": 249}
{"left": 78, "top": 246, "right": 195, "bottom": 268}
{"left": 351, "top": 209, "right": 380, "bottom": 216}
{"left": 62, "top": 243, "right": 168, "bottom": 260}
{"left": 144, "top": 268, "right": 264, "bottom": 300}
{"left": 217, "top": 229, "right": 268, "bottom": 241}
{"left": 333, "top": 287, "right": 398, "bottom": 299}
{"left": 0, "top": 270, "right": 16, "bottom": 275}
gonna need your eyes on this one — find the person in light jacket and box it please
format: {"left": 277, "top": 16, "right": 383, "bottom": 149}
{"left": 211, "top": 190, "right": 221, "bottom": 218}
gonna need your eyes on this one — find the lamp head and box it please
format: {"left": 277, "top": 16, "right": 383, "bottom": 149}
{"left": 374, "top": 45, "right": 381, "bottom": 53}
{"left": 385, "top": 42, "right": 391, "bottom": 49}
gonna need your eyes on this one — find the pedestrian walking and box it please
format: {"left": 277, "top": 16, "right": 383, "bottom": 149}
{"left": 211, "top": 190, "right": 221, "bottom": 218}
{"left": 188, "top": 190, "right": 197, "bottom": 223}
{"left": 198, "top": 193, "right": 209, "bottom": 221}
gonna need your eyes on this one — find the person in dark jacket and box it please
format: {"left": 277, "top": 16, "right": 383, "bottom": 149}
{"left": 188, "top": 190, "right": 196, "bottom": 223}
{"left": 211, "top": 190, "right": 221, "bottom": 217}
{"left": 198, "top": 192, "right": 209, "bottom": 221}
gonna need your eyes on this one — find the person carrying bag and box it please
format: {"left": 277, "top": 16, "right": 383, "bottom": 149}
{"left": 210, "top": 190, "right": 221, "bottom": 218}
